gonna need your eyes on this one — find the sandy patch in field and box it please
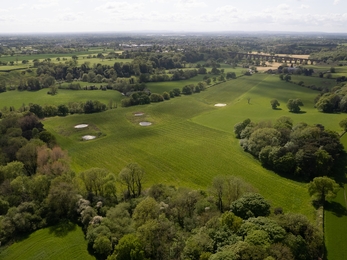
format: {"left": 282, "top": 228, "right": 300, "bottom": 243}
{"left": 134, "top": 113, "right": 144, "bottom": 116}
{"left": 74, "top": 124, "right": 88, "bottom": 129}
{"left": 214, "top": 103, "right": 226, "bottom": 107}
{"left": 82, "top": 135, "right": 96, "bottom": 140}
{"left": 139, "top": 122, "right": 152, "bottom": 126}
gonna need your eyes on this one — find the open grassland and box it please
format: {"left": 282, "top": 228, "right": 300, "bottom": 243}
{"left": 324, "top": 185, "right": 347, "bottom": 260}
{"left": 324, "top": 134, "right": 347, "bottom": 260}
{"left": 0, "top": 223, "right": 95, "bottom": 260}
{"left": 0, "top": 88, "right": 122, "bottom": 109}
{"left": 290, "top": 75, "right": 337, "bottom": 90}
{"left": 41, "top": 73, "right": 347, "bottom": 220}
{"left": 146, "top": 75, "right": 207, "bottom": 93}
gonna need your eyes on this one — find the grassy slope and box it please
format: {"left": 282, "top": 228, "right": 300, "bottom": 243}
{"left": 0, "top": 224, "right": 95, "bottom": 260}
{"left": 325, "top": 187, "right": 347, "bottom": 260}
{"left": 42, "top": 73, "right": 344, "bottom": 220}
{"left": 324, "top": 134, "right": 347, "bottom": 260}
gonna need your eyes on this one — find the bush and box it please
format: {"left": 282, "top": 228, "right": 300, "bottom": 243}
{"left": 162, "top": 92, "right": 170, "bottom": 100}
{"left": 150, "top": 93, "right": 164, "bottom": 102}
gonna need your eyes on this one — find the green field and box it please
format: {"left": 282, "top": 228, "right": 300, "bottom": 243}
{"left": 324, "top": 133, "right": 347, "bottom": 260}
{"left": 0, "top": 88, "right": 122, "bottom": 110}
{"left": 324, "top": 185, "right": 347, "bottom": 260}
{"left": 2, "top": 71, "right": 347, "bottom": 258}
{"left": 41, "top": 73, "right": 347, "bottom": 220}
{"left": 0, "top": 223, "right": 95, "bottom": 260}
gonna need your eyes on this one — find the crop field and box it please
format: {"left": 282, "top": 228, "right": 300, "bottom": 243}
{"left": 41, "top": 73, "right": 347, "bottom": 220}
{"left": 0, "top": 223, "right": 95, "bottom": 260}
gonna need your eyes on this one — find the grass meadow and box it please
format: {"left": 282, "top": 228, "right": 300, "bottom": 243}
{"left": 324, "top": 133, "right": 347, "bottom": 260}
{"left": 1, "top": 67, "right": 347, "bottom": 258}
{"left": 0, "top": 88, "right": 123, "bottom": 110}
{"left": 42, "top": 73, "right": 347, "bottom": 220}
{"left": 0, "top": 223, "right": 95, "bottom": 260}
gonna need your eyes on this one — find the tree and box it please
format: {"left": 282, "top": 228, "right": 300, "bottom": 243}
{"left": 286, "top": 99, "right": 303, "bottom": 113}
{"left": 47, "top": 180, "right": 79, "bottom": 221}
{"left": 16, "top": 141, "right": 43, "bottom": 175}
{"left": 230, "top": 193, "right": 271, "bottom": 219}
{"left": 339, "top": 118, "right": 347, "bottom": 133}
{"left": 0, "top": 81, "right": 6, "bottom": 92}
{"left": 284, "top": 74, "right": 291, "bottom": 82}
{"left": 308, "top": 176, "right": 339, "bottom": 205}
{"left": 118, "top": 163, "right": 145, "bottom": 198}
{"left": 182, "top": 85, "right": 193, "bottom": 95}
{"left": 93, "top": 235, "right": 112, "bottom": 257}
{"left": 48, "top": 85, "right": 58, "bottom": 95}
{"left": 113, "top": 234, "right": 145, "bottom": 260}
{"left": 270, "top": 99, "right": 280, "bottom": 109}
{"left": 162, "top": 92, "right": 170, "bottom": 100}
{"left": 29, "top": 104, "right": 44, "bottom": 118}
{"left": 133, "top": 197, "right": 159, "bottom": 228}
{"left": 57, "top": 104, "right": 69, "bottom": 116}
{"left": 149, "top": 93, "right": 164, "bottom": 102}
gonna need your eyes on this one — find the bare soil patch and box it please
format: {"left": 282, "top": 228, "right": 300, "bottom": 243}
{"left": 139, "top": 122, "right": 152, "bottom": 126}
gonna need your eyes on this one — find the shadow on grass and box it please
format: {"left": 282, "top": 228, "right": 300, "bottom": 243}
{"left": 48, "top": 221, "right": 76, "bottom": 237}
{"left": 331, "top": 152, "right": 347, "bottom": 185}
{"left": 325, "top": 201, "right": 347, "bottom": 217}
{"left": 289, "top": 110, "right": 306, "bottom": 114}
{"left": 272, "top": 108, "right": 282, "bottom": 110}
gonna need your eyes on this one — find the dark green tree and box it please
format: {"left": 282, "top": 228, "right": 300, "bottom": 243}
{"left": 230, "top": 193, "right": 271, "bottom": 219}
{"left": 308, "top": 176, "right": 339, "bottom": 205}
{"left": 270, "top": 99, "right": 280, "bottom": 109}
{"left": 286, "top": 99, "right": 303, "bottom": 113}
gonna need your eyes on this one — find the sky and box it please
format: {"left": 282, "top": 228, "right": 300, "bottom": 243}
{"left": 0, "top": 0, "right": 347, "bottom": 34}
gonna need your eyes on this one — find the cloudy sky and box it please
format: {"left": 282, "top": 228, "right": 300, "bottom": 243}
{"left": 0, "top": 0, "right": 347, "bottom": 33}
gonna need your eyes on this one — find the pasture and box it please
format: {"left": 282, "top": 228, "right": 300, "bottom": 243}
{"left": 0, "top": 88, "right": 122, "bottom": 110}
{"left": 324, "top": 133, "right": 347, "bottom": 260}
{"left": 42, "top": 73, "right": 347, "bottom": 220}
{"left": 324, "top": 185, "right": 347, "bottom": 260}
{"left": 2, "top": 69, "right": 347, "bottom": 259}
{"left": 0, "top": 223, "right": 95, "bottom": 260}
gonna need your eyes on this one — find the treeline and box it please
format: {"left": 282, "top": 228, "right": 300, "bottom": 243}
{"left": 1, "top": 101, "right": 108, "bottom": 119}
{"left": 315, "top": 84, "right": 347, "bottom": 113}
{"left": 309, "top": 45, "right": 347, "bottom": 62}
{"left": 234, "top": 117, "right": 343, "bottom": 180}
{"left": 121, "top": 81, "right": 208, "bottom": 107}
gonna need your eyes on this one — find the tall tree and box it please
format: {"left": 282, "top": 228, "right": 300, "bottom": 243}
{"left": 118, "top": 163, "right": 145, "bottom": 198}
{"left": 308, "top": 176, "right": 339, "bottom": 205}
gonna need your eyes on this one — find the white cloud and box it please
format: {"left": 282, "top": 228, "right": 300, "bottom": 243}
{"left": 31, "top": 1, "right": 58, "bottom": 10}
{"left": 216, "top": 5, "right": 238, "bottom": 14}
{"left": 59, "top": 12, "right": 84, "bottom": 22}
{"left": 300, "top": 4, "right": 309, "bottom": 9}
{"left": 150, "top": 0, "right": 169, "bottom": 3}
{"left": 175, "top": 0, "right": 207, "bottom": 8}
{"left": 334, "top": 0, "right": 340, "bottom": 5}
{"left": 96, "top": 1, "right": 143, "bottom": 14}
